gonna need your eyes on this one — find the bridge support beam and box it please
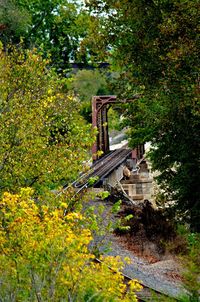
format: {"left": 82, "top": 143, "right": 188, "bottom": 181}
{"left": 92, "top": 95, "right": 144, "bottom": 161}
{"left": 92, "top": 96, "right": 117, "bottom": 161}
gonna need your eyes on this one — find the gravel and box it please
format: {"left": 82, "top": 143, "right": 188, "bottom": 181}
{"left": 104, "top": 233, "right": 185, "bottom": 298}
{"left": 88, "top": 198, "right": 186, "bottom": 299}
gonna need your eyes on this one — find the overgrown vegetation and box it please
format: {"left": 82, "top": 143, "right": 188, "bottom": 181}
{"left": 0, "top": 45, "right": 94, "bottom": 194}
{"left": 113, "top": 197, "right": 200, "bottom": 300}
{"left": 0, "top": 0, "right": 199, "bottom": 299}
{"left": 0, "top": 0, "right": 90, "bottom": 71}
{"left": 85, "top": 0, "right": 200, "bottom": 232}
{"left": 70, "top": 69, "right": 110, "bottom": 123}
{"left": 0, "top": 188, "right": 142, "bottom": 301}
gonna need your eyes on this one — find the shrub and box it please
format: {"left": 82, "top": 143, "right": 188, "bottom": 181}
{"left": 0, "top": 189, "right": 142, "bottom": 301}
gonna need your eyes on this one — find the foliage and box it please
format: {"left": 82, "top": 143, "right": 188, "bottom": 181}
{"left": 0, "top": 0, "right": 91, "bottom": 71}
{"left": 0, "top": 46, "right": 94, "bottom": 194}
{"left": 88, "top": 176, "right": 100, "bottom": 186}
{"left": 158, "top": 224, "right": 200, "bottom": 301}
{"left": 71, "top": 69, "right": 110, "bottom": 122}
{"left": 84, "top": 0, "right": 200, "bottom": 230}
{"left": 107, "top": 108, "right": 122, "bottom": 132}
{"left": 69, "top": 69, "right": 121, "bottom": 128}
{"left": 72, "top": 69, "right": 108, "bottom": 102}
{"left": 178, "top": 228, "right": 200, "bottom": 301}
{"left": 0, "top": 188, "right": 142, "bottom": 301}
{"left": 0, "top": 0, "right": 31, "bottom": 45}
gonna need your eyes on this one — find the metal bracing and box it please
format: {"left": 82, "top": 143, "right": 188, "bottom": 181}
{"left": 92, "top": 95, "right": 141, "bottom": 161}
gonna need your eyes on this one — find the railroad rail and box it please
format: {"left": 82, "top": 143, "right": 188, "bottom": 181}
{"left": 56, "top": 149, "right": 181, "bottom": 301}
{"left": 59, "top": 147, "right": 133, "bottom": 197}
{"left": 74, "top": 148, "right": 132, "bottom": 188}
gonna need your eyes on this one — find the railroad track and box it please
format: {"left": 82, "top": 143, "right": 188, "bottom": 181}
{"left": 56, "top": 147, "right": 132, "bottom": 202}
{"left": 73, "top": 148, "right": 132, "bottom": 188}
{"left": 58, "top": 149, "right": 180, "bottom": 301}
{"left": 59, "top": 148, "right": 132, "bottom": 198}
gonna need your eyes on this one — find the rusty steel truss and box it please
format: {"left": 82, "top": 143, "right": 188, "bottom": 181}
{"left": 92, "top": 95, "right": 142, "bottom": 161}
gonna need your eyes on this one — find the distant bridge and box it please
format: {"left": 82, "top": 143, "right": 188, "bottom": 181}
{"left": 91, "top": 95, "right": 144, "bottom": 161}
{"left": 61, "top": 96, "right": 148, "bottom": 199}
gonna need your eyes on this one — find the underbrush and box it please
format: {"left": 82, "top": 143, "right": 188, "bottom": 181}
{"left": 112, "top": 198, "right": 200, "bottom": 301}
{"left": 114, "top": 200, "right": 177, "bottom": 259}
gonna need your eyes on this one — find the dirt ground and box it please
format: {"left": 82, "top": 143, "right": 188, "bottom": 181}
{"left": 113, "top": 200, "right": 184, "bottom": 267}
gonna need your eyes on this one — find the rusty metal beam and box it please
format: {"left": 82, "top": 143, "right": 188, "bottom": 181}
{"left": 92, "top": 95, "right": 140, "bottom": 161}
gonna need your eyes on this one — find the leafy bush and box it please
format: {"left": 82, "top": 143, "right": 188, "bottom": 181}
{"left": 0, "top": 46, "right": 94, "bottom": 194}
{"left": 180, "top": 230, "right": 200, "bottom": 301}
{"left": 0, "top": 189, "right": 142, "bottom": 301}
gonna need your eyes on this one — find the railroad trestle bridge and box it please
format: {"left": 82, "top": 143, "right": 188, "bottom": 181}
{"left": 73, "top": 96, "right": 153, "bottom": 203}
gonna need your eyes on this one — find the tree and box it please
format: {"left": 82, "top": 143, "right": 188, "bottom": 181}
{"left": 0, "top": 45, "right": 94, "bottom": 194}
{"left": 0, "top": 188, "right": 142, "bottom": 301}
{"left": 84, "top": 0, "right": 200, "bottom": 230}
{"left": 0, "top": 0, "right": 91, "bottom": 71}
{"left": 70, "top": 69, "right": 110, "bottom": 122}
{"left": 0, "top": 0, "right": 31, "bottom": 45}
